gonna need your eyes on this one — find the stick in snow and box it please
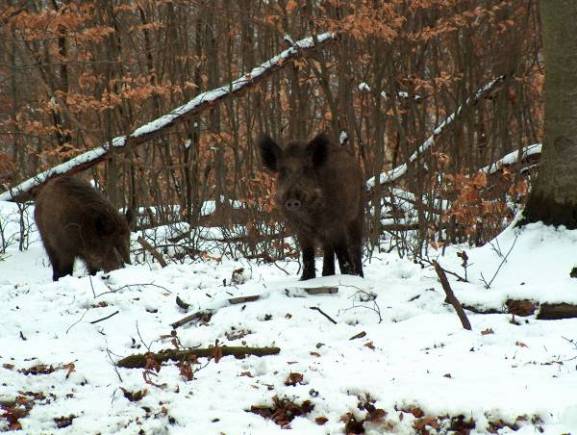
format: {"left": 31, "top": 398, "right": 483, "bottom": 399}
{"left": 433, "top": 260, "right": 472, "bottom": 330}
{"left": 1, "top": 32, "right": 336, "bottom": 202}
{"left": 309, "top": 306, "right": 338, "bottom": 324}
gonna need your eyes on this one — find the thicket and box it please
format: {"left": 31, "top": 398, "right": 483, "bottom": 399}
{"left": 0, "top": 0, "right": 543, "bottom": 261}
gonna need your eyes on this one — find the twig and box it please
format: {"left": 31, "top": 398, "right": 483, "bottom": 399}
{"left": 137, "top": 236, "right": 167, "bottom": 267}
{"left": 433, "top": 260, "right": 472, "bottom": 330}
{"left": 273, "top": 260, "right": 291, "bottom": 276}
{"left": 136, "top": 321, "right": 153, "bottom": 352}
{"left": 66, "top": 308, "right": 89, "bottom": 334}
{"left": 90, "top": 310, "right": 120, "bottom": 324}
{"left": 309, "top": 306, "right": 338, "bottom": 324}
{"left": 339, "top": 284, "right": 383, "bottom": 323}
{"left": 95, "top": 282, "right": 173, "bottom": 298}
{"left": 106, "top": 348, "right": 123, "bottom": 383}
{"left": 480, "top": 234, "right": 518, "bottom": 289}
{"left": 417, "top": 255, "right": 468, "bottom": 282}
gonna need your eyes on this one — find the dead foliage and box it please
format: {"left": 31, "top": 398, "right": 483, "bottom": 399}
{"left": 249, "top": 396, "right": 314, "bottom": 428}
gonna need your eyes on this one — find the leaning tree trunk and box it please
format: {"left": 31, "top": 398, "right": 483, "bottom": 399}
{"left": 522, "top": 1, "right": 577, "bottom": 227}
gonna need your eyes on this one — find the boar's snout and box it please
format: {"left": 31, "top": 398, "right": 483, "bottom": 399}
{"left": 284, "top": 198, "right": 302, "bottom": 211}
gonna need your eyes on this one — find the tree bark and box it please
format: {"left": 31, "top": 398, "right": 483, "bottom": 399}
{"left": 522, "top": 1, "right": 577, "bottom": 227}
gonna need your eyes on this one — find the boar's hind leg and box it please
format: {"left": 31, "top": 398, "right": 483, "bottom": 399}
{"left": 335, "top": 240, "right": 354, "bottom": 275}
{"left": 322, "top": 245, "right": 335, "bottom": 276}
{"left": 350, "top": 244, "right": 364, "bottom": 277}
{"left": 300, "top": 243, "right": 316, "bottom": 281}
{"left": 347, "top": 220, "right": 364, "bottom": 277}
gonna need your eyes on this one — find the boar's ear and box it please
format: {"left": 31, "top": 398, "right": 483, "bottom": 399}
{"left": 95, "top": 213, "right": 115, "bottom": 236}
{"left": 257, "top": 134, "right": 281, "bottom": 172}
{"left": 308, "top": 133, "right": 330, "bottom": 168}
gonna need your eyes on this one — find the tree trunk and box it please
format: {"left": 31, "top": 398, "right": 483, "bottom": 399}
{"left": 522, "top": 1, "right": 577, "bottom": 227}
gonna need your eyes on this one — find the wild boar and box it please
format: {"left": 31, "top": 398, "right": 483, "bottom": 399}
{"left": 34, "top": 176, "right": 132, "bottom": 281}
{"left": 258, "top": 132, "right": 364, "bottom": 280}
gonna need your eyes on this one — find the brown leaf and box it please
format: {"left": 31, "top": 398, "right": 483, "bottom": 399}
{"left": 284, "top": 372, "right": 305, "bottom": 386}
{"left": 120, "top": 387, "right": 148, "bottom": 402}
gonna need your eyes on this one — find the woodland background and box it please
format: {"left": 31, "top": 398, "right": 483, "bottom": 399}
{"left": 0, "top": 0, "right": 543, "bottom": 262}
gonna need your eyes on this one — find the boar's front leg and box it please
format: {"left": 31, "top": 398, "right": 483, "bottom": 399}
{"left": 299, "top": 238, "right": 316, "bottom": 280}
{"left": 322, "top": 244, "right": 335, "bottom": 276}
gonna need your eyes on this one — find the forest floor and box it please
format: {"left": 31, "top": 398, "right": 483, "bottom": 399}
{"left": 1, "top": 201, "right": 577, "bottom": 434}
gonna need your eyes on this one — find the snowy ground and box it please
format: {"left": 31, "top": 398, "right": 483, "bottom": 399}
{"left": 1, "top": 201, "right": 577, "bottom": 434}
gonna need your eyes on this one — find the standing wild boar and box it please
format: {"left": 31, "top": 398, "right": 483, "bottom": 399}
{"left": 258, "top": 133, "right": 364, "bottom": 280}
{"left": 34, "top": 176, "right": 132, "bottom": 281}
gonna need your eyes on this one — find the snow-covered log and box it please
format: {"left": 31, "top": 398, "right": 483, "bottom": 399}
{"left": 366, "top": 76, "right": 506, "bottom": 191}
{"left": 0, "top": 32, "right": 336, "bottom": 202}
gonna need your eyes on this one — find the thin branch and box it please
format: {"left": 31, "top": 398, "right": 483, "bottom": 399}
{"left": 480, "top": 235, "right": 518, "bottom": 289}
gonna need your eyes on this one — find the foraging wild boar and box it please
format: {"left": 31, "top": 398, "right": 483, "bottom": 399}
{"left": 34, "top": 176, "right": 132, "bottom": 281}
{"left": 258, "top": 133, "right": 364, "bottom": 280}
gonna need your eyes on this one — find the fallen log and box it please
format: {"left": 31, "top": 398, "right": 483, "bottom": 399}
{"left": 462, "top": 298, "right": 577, "bottom": 320}
{"left": 116, "top": 346, "right": 281, "bottom": 368}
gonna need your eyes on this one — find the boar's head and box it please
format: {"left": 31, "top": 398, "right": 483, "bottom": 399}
{"left": 258, "top": 133, "right": 330, "bottom": 221}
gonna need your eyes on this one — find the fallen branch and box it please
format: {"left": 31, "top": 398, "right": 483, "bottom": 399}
{"left": 137, "top": 236, "right": 167, "bottom": 267}
{"left": 170, "top": 310, "right": 215, "bottom": 329}
{"left": 170, "top": 294, "right": 262, "bottom": 329}
{"left": 116, "top": 346, "right": 281, "bottom": 368}
{"left": 1, "top": 32, "right": 336, "bottom": 202}
{"left": 433, "top": 260, "right": 472, "bottom": 330}
{"left": 367, "top": 75, "right": 505, "bottom": 191}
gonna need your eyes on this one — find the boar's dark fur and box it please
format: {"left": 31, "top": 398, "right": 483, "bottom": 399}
{"left": 258, "top": 133, "right": 364, "bottom": 280}
{"left": 34, "top": 176, "right": 131, "bottom": 281}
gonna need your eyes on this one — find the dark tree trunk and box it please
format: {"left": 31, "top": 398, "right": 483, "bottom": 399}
{"left": 522, "top": 1, "right": 577, "bottom": 228}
